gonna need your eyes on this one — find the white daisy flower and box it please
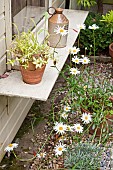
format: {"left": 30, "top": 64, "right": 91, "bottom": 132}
{"left": 64, "top": 105, "right": 71, "bottom": 112}
{"left": 4, "top": 143, "right": 18, "bottom": 152}
{"left": 54, "top": 25, "right": 68, "bottom": 36}
{"left": 69, "top": 47, "right": 80, "bottom": 55}
{"left": 53, "top": 122, "right": 67, "bottom": 135}
{"left": 72, "top": 56, "right": 80, "bottom": 64}
{"left": 37, "top": 152, "right": 46, "bottom": 158}
{"left": 81, "top": 112, "right": 92, "bottom": 124}
{"left": 70, "top": 67, "right": 80, "bottom": 75}
{"left": 81, "top": 57, "right": 90, "bottom": 64}
{"left": 77, "top": 24, "right": 86, "bottom": 30}
{"left": 54, "top": 143, "right": 66, "bottom": 156}
{"left": 89, "top": 24, "right": 99, "bottom": 30}
{"left": 61, "top": 112, "right": 68, "bottom": 119}
{"left": 74, "top": 123, "right": 83, "bottom": 133}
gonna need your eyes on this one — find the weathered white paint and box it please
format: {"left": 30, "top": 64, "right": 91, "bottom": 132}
{"left": 0, "top": 36, "right": 6, "bottom": 58}
{"left": 60, "top": 1, "right": 65, "bottom": 8}
{"left": 0, "top": 0, "right": 4, "bottom": 14}
{"left": 0, "top": 16, "right": 5, "bottom": 37}
{"left": 0, "top": 96, "right": 7, "bottom": 115}
{"left": 0, "top": 10, "right": 88, "bottom": 101}
{"left": 4, "top": 0, "right": 12, "bottom": 70}
{"left": 0, "top": 55, "right": 6, "bottom": 74}
{"left": 70, "top": 0, "right": 81, "bottom": 9}
{"left": 0, "top": 0, "right": 6, "bottom": 74}
{"left": 52, "top": 0, "right": 64, "bottom": 8}
{"left": 0, "top": 98, "right": 33, "bottom": 161}
{"left": 13, "top": 6, "right": 46, "bottom": 34}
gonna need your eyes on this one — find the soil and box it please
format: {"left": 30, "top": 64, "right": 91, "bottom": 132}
{"left": 0, "top": 57, "right": 113, "bottom": 170}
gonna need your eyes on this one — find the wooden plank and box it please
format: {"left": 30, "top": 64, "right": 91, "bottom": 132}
{"left": 0, "top": 36, "right": 6, "bottom": 58}
{"left": 0, "top": 10, "right": 88, "bottom": 101}
{"left": 103, "top": 0, "right": 113, "bottom": 4}
{"left": 60, "top": 1, "right": 65, "bottom": 8}
{"left": 0, "top": 0, "right": 4, "bottom": 14}
{"left": 11, "top": 0, "right": 27, "bottom": 17}
{"left": 0, "top": 98, "right": 32, "bottom": 141}
{"left": 8, "top": 96, "right": 23, "bottom": 114}
{"left": 27, "top": 0, "right": 46, "bottom": 6}
{"left": 0, "top": 96, "right": 7, "bottom": 115}
{"left": 52, "top": 0, "right": 64, "bottom": 8}
{"left": 0, "top": 55, "right": 6, "bottom": 74}
{"left": 0, "top": 97, "right": 22, "bottom": 130}
{"left": 0, "top": 98, "right": 34, "bottom": 161}
{"left": 4, "top": 0, "right": 12, "bottom": 70}
{"left": 0, "top": 98, "right": 22, "bottom": 132}
{"left": 0, "top": 16, "right": 5, "bottom": 37}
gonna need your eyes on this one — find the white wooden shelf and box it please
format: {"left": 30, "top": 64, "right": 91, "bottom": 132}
{"left": 0, "top": 10, "right": 88, "bottom": 101}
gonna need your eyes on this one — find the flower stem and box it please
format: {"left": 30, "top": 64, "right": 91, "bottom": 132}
{"left": 12, "top": 129, "right": 54, "bottom": 162}
{"left": 93, "top": 30, "right": 96, "bottom": 70}
{"left": 53, "top": 35, "right": 62, "bottom": 60}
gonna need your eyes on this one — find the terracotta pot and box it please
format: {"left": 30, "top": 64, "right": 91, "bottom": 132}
{"left": 20, "top": 63, "right": 46, "bottom": 84}
{"left": 109, "top": 42, "right": 113, "bottom": 66}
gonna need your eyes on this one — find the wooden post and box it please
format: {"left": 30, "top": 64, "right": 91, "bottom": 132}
{"left": 4, "top": 0, "right": 12, "bottom": 71}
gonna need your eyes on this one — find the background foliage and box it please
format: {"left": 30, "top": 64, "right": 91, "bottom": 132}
{"left": 79, "top": 12, "right": 113, "bottom": 55}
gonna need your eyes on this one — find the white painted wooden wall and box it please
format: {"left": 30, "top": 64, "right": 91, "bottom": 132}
{"left": 0, "top": 0, "right": 65, "bottom": 162}
{"left": 0, "top": 0, "right": 6, "bottom": 74}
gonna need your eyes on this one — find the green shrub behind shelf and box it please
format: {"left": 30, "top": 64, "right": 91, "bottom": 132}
{"left": 79, "top": 12, "right": 113, "bottom": 55}
{"left": 64, "top": 142, "right": 102, "bottom": 170}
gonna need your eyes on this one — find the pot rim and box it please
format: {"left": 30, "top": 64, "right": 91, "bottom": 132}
{"left": 109, "top": 42, "right": 113, "bottom": 50}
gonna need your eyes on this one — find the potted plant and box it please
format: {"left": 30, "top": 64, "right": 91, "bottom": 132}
{"left": 7, "top": 31, "right": 53, "bottom": 84}
{"left": 101, "top": 10, "right": 113, "bottom": 66}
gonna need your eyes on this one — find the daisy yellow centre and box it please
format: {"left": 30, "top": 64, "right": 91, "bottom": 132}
{"left": 84, "top": 59, "right": 87, "bottom": 62}
{"left": 40, "top": 153, "right": 44, "bottom": 157}
{"left": 8, "top": 144, "right": 13, "bottom": 147}
{"left": 66, "top": 108, "right": 69, "bottom": 111}
{"left": 85, "top": 116, "right": 88, "bottom": 120}
{"left": 73, "top": 70, "right": 77, "bottom": 73}
{"left": 60, "top": 29, "right": 64, "bottom": 33}
{"left": 59, "top": 126, "right": 63, "bottom": 131}
{"left": 77, "top": 126, "right": 80, "bottom": 130}
{"left": 58, "top": 147, "right": 63, "bottom": 151}
{"left": 75, "top": 59, "right": 79, "bottom": 62}
{"left": 73, "top": 50, "right": 77, "bottom": 53}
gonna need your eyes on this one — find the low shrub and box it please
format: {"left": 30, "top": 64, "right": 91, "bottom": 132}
{"left": 64, "top": 142, "right": 102, "bottom": 170}
{"left": 79, "top": 12, "right": 113, "bottom": 55}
